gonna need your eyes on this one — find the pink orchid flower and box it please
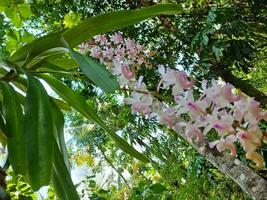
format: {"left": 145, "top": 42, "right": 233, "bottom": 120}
{"left": 124, "top": 91, "right": 153, "bottom": 115}
{"left": 185, "top": 124, "right": 203, "bottom": 143}
{"left": 93, "top": 34, "right": 108, "bottom": 45}
{"left": 221, "top": 84, "right": 241, "bottom": 102}
{"left": 110, "top": 33, "right": 123, "bottom": 44}
{"left": 102, "top": 47, "right": 114, "bottom": 60}
{"left": 158, "top": 65, "right": 177, "bottom": 89}
{"left": 204, "top": 110, "right": 235, "bottom": 135}
{"left": 176, "top": 71, "right": 195, "bottom": 89}
{"left": 158, "top": 108, "right": 176, "bottom": 128}
{"left": 209, "top": 134, "right": 237, "bottom": 156}
{"left": 237, "top": 128, "right": 262, "bottom": 152}
{"left": 111, "top": 62, "right": 135, "bottom": 85}
{"left": 90, "top": 46, "right": 102, "bottom": 58}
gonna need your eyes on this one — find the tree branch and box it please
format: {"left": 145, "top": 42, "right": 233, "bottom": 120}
{"left": 173, "top": 129, "right": 267, "bottom": 200}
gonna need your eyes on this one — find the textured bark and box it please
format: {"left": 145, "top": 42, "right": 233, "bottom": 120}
{"left": 177, "top": 130, "right": 267, "bottom": 200}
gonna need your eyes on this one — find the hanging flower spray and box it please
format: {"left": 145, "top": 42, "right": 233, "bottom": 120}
{"left": 80, "top": 33, "right": 267, "bottom": 169}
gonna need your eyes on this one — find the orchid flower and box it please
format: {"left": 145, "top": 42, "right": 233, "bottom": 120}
{"left": 90, "top": 46, "right": 102, "bottom": 59}
{"left": 185, "top": 124, "right": 203, "bottom": 143}
{"left": 111, "top": 62, "right": 135, "bottom": 86}
{"left": 245, "top": 151, "right": 264, "bottom": 169}
{"left": 158, "top": 65, "right": 177, "bottom": 90}
{"left": 209, "top": 135, "right": 237, "bottom": 156}
{"left": 204, "top": 110, "right": 235, "bottom": 135}
{"left": 124, "top": 91, "right": 153, "bottom": 115}
{"left": 176, "top": 71, "right": 195, "bottom": 89}
{"left": 110, "top": 33, "right": 123, "bottom": 44}
{"left": 237, "top": 127, "right": 262, "bottom": 153}
{"left": 85, "top": 33, "right": 267, "bottom": 169}
{"left": 158, "top": 108, "right": 176, "bottom": 128}
{"left": 221, "top": 84, "right": 241, "bottom": 102}
{"left": 93, "top": 34, "right": 108, "bottom": 45}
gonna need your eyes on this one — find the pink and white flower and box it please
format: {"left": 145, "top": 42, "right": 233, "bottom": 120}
{"left": 111, "top": 62, "right": 135, "bottom": 86}
{"left": 124, "top": 91, "right": 153, "bottom": 115}
{"left": 209, "top": 134, "right": 237, "bottom": 156}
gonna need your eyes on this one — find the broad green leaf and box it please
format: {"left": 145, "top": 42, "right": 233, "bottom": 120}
{"left": 24, "top": 74, "right": 54, "bottom": 190}
{"left": 6, "top": 29, "right": 20, "bottom": 41}
{"left": 18, "top": 3, "right": 32, "bottom": 20}
{"left": 4, "top": 7, "right": 22, "bottom": 28}
{"left": 0, "top": 0, "right": 10, "bottom": 7}
{"left": 38, "top": 74, "right": 149, "bottom": 163}
{"left": 15, "top": 78, "right": 71, "bottom": 111}
{"left": 150, "top": 183, "right": 167, "bottom": 193}
{"left": 10, "top": 4, "right": 184, "bottom": 62}
{"left": 50, "top": 99, "right": 70, "bottom": 171}
{"left": 21, "top": 31, "right": 35, "bottom": 43}
{"left": 0, "top": 81, "right": 26, "bottom": 175}
{"left": 70, "top": 50, "right": 119, "bottom": 93}
{"left": 52, "top": 144, "right": 79, "bottom": 200}
{"left": 6, "top": 38, "right": 19, "bottom": 54}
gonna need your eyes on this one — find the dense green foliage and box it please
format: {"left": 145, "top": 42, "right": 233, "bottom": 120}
{"left": 0, "top": 0, "right": 266, "bottom": 199}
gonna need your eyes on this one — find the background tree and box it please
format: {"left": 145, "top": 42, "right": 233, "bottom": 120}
{"left": 0, "top": 0, "right": 266, "bottom": 199}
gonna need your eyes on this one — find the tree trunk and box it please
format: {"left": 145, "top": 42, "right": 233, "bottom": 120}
{"left": 175, "top": 130, "right": 267, "bottom": 200}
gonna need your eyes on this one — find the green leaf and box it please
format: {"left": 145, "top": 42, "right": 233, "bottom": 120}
{"left": 10, "top": 4, "right": 184, "bottom": 62}
{"left": 0, "top": 101, "right": 6, "bottom": 135}
{"left": 4, "top": 7, "right": 22, "bottom": 27}
{"left": 52, "top": 144, "right": 79, "bottom": 200}
{"left": 50, "top": 99, "right": 70, "bottom": 171}
{"left": 70, "top": 50, "right": 119, "bottom": 93}
{"left": 38, "top": 74, "right": 149, "bottom": 163}
{"left": 10, "top": 32, "right": 64, "bottom": 63}
{"left": 202, "top": 34, "right": 209, "bottom": 46}
{"left": 18, "top": 3, "right": 32, "bottom": 20}
{"left": 0, "top": 82, "right": 26, "bottom": 175}
{"left": 52, "top": 97, "right": 72, "bottom": 111}
{"left": 149, "top": 183, "right": 167, "bottom": 194}
{"left": 46, "top": 57, "right": 78, "bottom": 71}
{"left": 212, "top": 46, "right": 223, "bottom": 61}
{"left": 21, "top": 31, "right": 35, "bottom": 43}
{"left": 0, "top": 112, "right": 6, "bottom": 147}
{"left": 24, "top": 74, "right": 54, "bottom": 190}
{"left": 0, "top": 0, "right": 10, "bottom": 7}
{"left": 26, "top": 47, "right": 69, "bottom": 69}
{"left": 63, "top": 4, "right": 184, "bottom": 47}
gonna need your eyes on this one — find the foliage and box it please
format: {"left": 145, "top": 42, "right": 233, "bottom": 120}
{"left": 0, "top": 0, "right": 266, "bottom": 200}
{"left": 6, "top": 171, "right": 37, "bottom": 200}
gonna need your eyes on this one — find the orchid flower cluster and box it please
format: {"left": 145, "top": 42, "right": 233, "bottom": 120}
{"left": 79, "top": 33, "right": 152, "bottom": 69}
{"left": 80, "top": 35, "right": 267, "bottom": 169}
{"left": 127, "top": 68, "right": 267, "bottom": 169}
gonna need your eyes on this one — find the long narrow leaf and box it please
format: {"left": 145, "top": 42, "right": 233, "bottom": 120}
{"left": 52, "top": 144, "right": 79, "bottom": 200}
{"left": 64, "top": 3, "right": 183, "bottom": 47}
{"left": 50, "top": 99, "right": 70, "bottom": 171}
{"left": 70, "top": 50, "right": 119, "bottom": 93}
{"left": 0, "top": 82, "right": 26, "bottom": 175}
{"left": 38, "top": 74, "right": 149, "bottom": 163}
{"left": 24, "top": 74, "right": 54, "bottom": 190}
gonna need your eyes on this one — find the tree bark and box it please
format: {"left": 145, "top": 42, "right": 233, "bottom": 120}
{"left": 175, "top": 130, "right": 267, "bottom": 200}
